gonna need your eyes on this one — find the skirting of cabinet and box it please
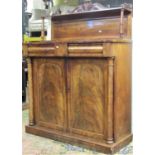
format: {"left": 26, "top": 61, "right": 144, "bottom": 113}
{"left": 26, "top": 125, "right": 132, "bottom": 154}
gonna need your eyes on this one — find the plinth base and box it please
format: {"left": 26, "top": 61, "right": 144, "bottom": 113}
{"left": 26, "top": 125, "right": 132, "bottom": 154}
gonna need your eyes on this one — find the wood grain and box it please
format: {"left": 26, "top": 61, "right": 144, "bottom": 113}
{"left": 68, "top": 58, "right": 107, "bottom": 140}
{"left": 34, "top": 59, "right": 67, "bottom": 131}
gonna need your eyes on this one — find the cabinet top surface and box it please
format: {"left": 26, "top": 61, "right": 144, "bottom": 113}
{"left": 51, "top": 7, "right": 132, "bottom": 22}
{"left": 23, "top": 39, "right": 132, "bottom": 46}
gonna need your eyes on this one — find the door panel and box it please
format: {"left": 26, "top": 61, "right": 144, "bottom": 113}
{"left": 68, "top": 58, "right": 108, "bottom": 140}
{"left": 34, "top": 58, "right": 66, "bottom": 131}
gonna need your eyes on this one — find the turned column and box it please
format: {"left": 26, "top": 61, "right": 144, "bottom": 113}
{"left": 106, "top": 57, "right": 114, "bottom": 144}
{"left": 120, "top": 8, "right": 124, "bottom": 38}
{"left": 27, "top": 58, "right": 35, "bottom": 126}
{"left": 41, "top": 17, "right": 45, "bottom": 41}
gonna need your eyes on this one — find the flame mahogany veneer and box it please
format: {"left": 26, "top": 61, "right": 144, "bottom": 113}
{"left": 23, "top": 7, "right": 132, "bottom": 154}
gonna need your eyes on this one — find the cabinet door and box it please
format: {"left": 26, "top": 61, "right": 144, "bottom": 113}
{"left": 33, "top": 58, "right": 67, "bottom": 131}
{"left": 67, "top": 58, "right": 110, "bottom": 141}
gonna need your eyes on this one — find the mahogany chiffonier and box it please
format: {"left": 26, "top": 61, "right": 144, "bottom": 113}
{"left": 23, "top": 6, "right": 132, "bottom": 154}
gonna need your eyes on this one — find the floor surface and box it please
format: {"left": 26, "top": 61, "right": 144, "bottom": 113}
{"left": 23, "top": 110, "right": 133, "bottom": 155}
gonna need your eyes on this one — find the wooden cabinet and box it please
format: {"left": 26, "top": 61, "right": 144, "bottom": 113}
{"left": 23, "top": 7, "right": 132, "bottom": 154}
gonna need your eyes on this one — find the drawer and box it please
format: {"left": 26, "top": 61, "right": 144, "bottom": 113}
{"left": 68, "top": 43, "right": 111, "bottom": 57}
{"left": 25, "top": 42, "right": 67, "bottom": 57}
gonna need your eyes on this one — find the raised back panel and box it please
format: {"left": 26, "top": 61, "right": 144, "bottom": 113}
{"left": 52, "top": 18, "right": 128, "bottom": 41}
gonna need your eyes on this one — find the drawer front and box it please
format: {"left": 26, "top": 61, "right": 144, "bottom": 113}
{"left": 68, "top": 43, "right": 103, "bottom": 55}
{"left": 68, "top": 43, "right": 113, "bottom": 57}
{"left": 27, "top": 43, "right": 67, "bottom": 57}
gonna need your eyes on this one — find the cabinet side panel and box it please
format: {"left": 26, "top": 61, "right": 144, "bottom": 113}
{"left": 112, "top": 43, "right": 132, "bottom": 141}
